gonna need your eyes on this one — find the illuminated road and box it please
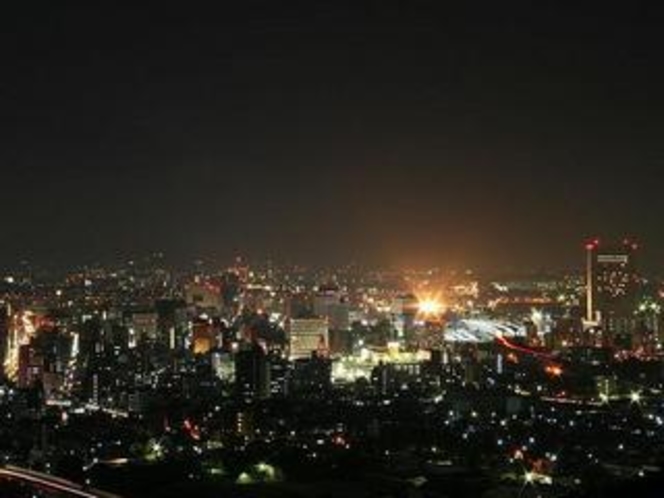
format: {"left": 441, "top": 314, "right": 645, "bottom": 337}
{"left": 0, "top": 466, "right": 120, "bottom": 497}
{"left": 495, "top": 335, "right": 554, "bottom": 360}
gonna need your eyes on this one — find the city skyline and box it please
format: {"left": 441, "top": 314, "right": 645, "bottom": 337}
{"left": 2, "top": 227, "right": 664, "bottom": 497}
{"left": 4, "top": 3, "right": 664, "bottom": 497}
{"left": 0, "top": 236, "right": 653, "bottom": 277}
{"left": 6, "top": 0, "right": 664, "bottom": 498}
{"left": 2, "top": 3, "right": 663, "bottom": 270}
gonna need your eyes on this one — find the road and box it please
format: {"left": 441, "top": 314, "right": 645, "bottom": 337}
{"left": 0, "top": 465, "right": 121, "bottom": 497}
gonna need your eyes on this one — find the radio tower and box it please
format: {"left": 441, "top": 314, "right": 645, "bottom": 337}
{"left": 584, "top": 239, "right": 600, "bottom": 329}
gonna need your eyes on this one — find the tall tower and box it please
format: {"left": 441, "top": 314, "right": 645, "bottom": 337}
{"left": 585, "top": 238, "right": 639, "bottom": 346}
{"left": 0, "top": 304, "right": 8, "bottom": 380}
{"left": 585, "top": 239, "right": 599, "bottom": 324}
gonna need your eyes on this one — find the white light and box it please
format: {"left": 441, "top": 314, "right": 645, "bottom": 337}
{"left": 418, "top": 299, "right": 443, "bottom": 316}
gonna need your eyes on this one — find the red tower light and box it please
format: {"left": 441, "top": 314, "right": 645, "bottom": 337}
{"left": 585, "top": 238, "right": 599, "bottom": 250}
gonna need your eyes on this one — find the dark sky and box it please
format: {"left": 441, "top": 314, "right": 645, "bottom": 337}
{"left": 1, "top": 2, "right": 663, "bottom": 271}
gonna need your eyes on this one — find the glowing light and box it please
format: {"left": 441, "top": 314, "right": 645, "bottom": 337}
{"left": 545, "top": 365, "right": 563, "bottom": 377}
{"left": 417, "top": 298, "right": 444, "bottom": 317}
{"left": 237, "top": 472, "right": 253, "bottom": 485}
{"left": 524, "top": 471, "right": 553, "bottom": 486}
{"left": 630, "top": 391, "right": 642, "bottom": 404}
{"left": 531, "top": 309, "right": 543, "bottom": 323}
{"left": 4, "top": 310, "right": 40, "bottom": 381}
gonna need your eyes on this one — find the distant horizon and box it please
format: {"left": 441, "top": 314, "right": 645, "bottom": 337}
{"left": 0, "top": 245, "right": 658, "bottom": 278}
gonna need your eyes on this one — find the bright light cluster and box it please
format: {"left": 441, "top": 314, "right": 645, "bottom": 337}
{"left": 417, "top": 298, "right": 444, "bottom": 316}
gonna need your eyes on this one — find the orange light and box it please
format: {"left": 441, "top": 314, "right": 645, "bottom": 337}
{"left": 545, "top": 365, "right": 563, "bottom": 377}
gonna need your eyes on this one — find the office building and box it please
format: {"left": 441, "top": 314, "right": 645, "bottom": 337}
{"left": 288, "top": 318, "right": 328, "bottom": 360}
{"left": 234, "top": 344, "right": 270, "bottom": 401}
{"left": 585, "top": 239, "right": 639, "bottom": 346}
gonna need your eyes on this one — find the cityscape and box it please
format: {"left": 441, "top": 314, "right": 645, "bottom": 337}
{"left": 2, "top": 242, "right": 664, "bottom": 497}
{"left": 3, "top": 2, "right": 664, "bottom": 497}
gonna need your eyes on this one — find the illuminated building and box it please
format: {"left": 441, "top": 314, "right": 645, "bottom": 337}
{"left": 211, "top": 350, "right": 235, "bottom": 381}
{"left": 4, "top": 310, "right": 41, "bottom": 381}
{"left": 287, "top": 318, "right": 328, "bottom": 360}
{"left": 236, "top": 409, "right": 254, "bottom": 438}
{"left": 444, "top": 318, "right": 526, "bottom": 342}
{"left": 0, "top": 305, "right": 8, "bottom": 379}
{"left": 29, "top": 328, "right": 70, "bottom": 400}
{"left": 312, "top": 285, "right": 350, "bottom": 355}
{"left": 371, "top": 361, "right": 422, "bottom": 395}
{"left": 634, "top": 298, "right": 662, "bottom": 351}
{"left": 18, "top": 343, "right": 42, "bottom": 389}
{"left": 595, "top": 375, "right": 617, "bottom": 401}
{"left": 390, "top": 294, "right": 418, "bottom": 340}
{"left": 268, "top": 355, "right": 290, "bottom": 397}
{"left": 313, "top": 285, "right": 341, "bottom": 318}
{"left": 585, "top": 239, "right": 639, "bottom": 346}
{"left": 192, "top": 318, "right": 217, "bottom": 355}
{"left": 185, "top": 280, "right": 222, "bottom": 312}
{"left": 313, "top": 285, "right": 350, "bottom": 332}
{"left": 155, "top": 299, "right": 188, "bottom": 350}
{"left": 129, "top": 311, "right": 159, "bottom": 344}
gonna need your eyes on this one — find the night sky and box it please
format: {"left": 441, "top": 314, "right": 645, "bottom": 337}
{"left": 1, "top": 2, "right": 663, "bottom": 271}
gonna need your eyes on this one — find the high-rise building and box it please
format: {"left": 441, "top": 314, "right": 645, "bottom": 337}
{"left": 192, "top": 316, "right": 221, "bottom": 355}
{"left": 288, "top": 318, "right": 328, "bottom": 360}
{"left": 268, "top": 354, "right": 290, "bottom": 397}
{"left": 390, "top": 294, "right": 418, "bottom": 340}
{"left": 585, "top": 239, "right": 640, "bottom": 345}
{"left": 313, "top": 285, "right": 340, "bottom": 317}
{"left": 18, "top": 343, "right": 41, "bottom": 389}
{"left": 371, "top": 361, "right": 422, "bottom": 395}
{"left": 234, "top": 344, "right": 270, "bottom": 400}
{"left": 313, "top": 285, "right": 350, "bottom": 332}
{"left": 0, "top": 304, "right": 8, "bottom": 379}
{"left": 128, "top": 311, "right": 159, "bottom": 344}
{"left": 155, "top": 299, "right": 188, "bottom": 350}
